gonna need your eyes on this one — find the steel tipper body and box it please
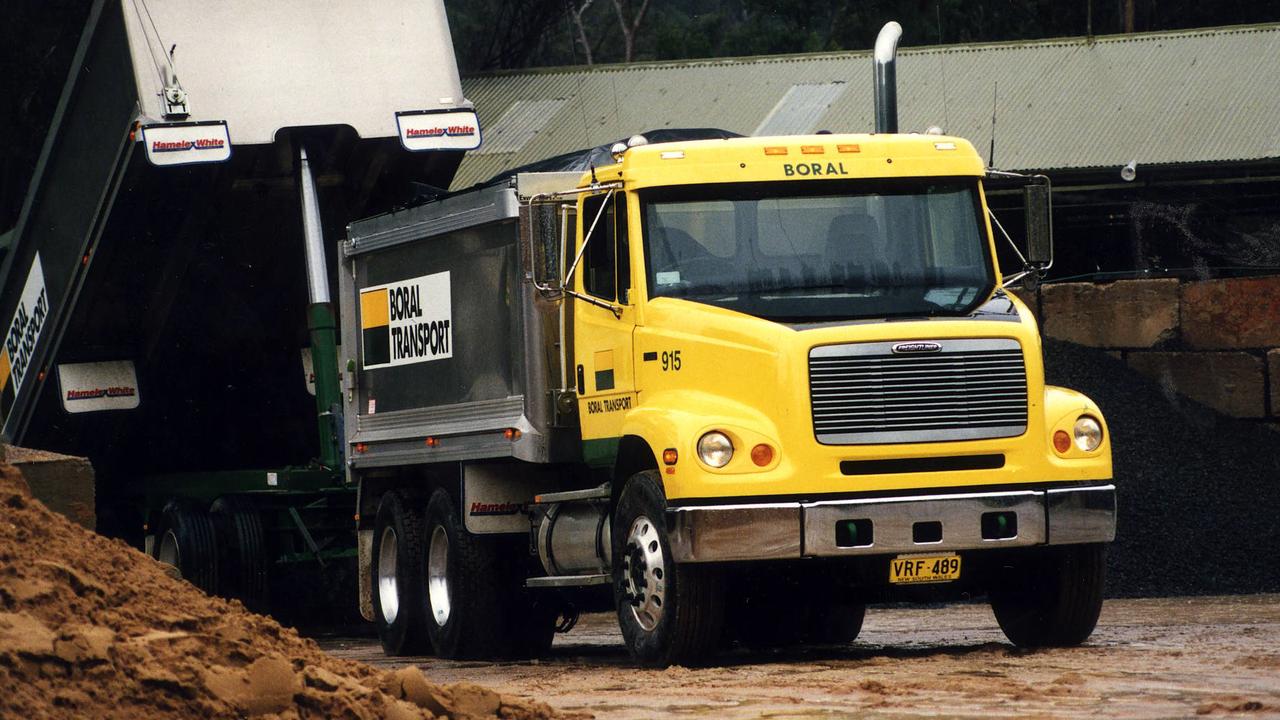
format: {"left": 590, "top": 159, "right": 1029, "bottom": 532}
{"left": 3, "top": 0, "right": 479, "bottom": 619}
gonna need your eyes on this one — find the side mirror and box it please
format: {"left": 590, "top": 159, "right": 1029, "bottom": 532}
{"left": 1023, "top": 179, "right": 1053, "bottom": 269}
{"left": 527, "top": 203, "right": 566, "bottom": 291}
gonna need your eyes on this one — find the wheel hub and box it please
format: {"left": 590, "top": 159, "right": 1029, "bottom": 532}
{"left": 622, "top": 515, "right": 666, "bottom": 631}
{"left": 377, "top": 526, "right": 399, "bottom": 624}
{"left": 157, "top": 530, "right": 182, "bottom": 578}
{"left": 427, "top": 525, "right": 451, "bottom": 627}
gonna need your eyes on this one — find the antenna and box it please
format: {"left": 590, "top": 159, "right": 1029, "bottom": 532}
{"left": 987, "top": 82, "right": 998, "bottom": 168}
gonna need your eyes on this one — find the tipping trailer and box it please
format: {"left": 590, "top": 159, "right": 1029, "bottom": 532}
{"left": 342, "top": 22, "right": 1116, "bottom": 665}
{"left": 0, "top": 0, "right": 479, "bottom": 615}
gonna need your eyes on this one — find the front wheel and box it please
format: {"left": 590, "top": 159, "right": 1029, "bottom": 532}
{"left": 613, "top": 470, "right": 724, "bottom": 667}
{"left": 990, "top": 544, "right": 1106, "bottom": 648}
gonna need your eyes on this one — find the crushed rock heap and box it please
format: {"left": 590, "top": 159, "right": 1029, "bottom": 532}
{"left": 0, "top": 460, "right": 572, "bottom": 720}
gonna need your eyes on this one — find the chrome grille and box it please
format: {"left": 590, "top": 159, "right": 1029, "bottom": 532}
{"left": 809, "top": 338, "right": 1028, "bottom": 445}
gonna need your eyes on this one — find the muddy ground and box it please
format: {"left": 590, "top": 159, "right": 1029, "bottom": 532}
{"left": 321, "top": 595, "right": 1280, "bottom": 718}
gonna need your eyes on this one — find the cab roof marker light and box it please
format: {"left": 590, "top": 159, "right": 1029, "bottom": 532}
{"left": 934, "top": 142, "right": 957, "bottom": 150}
{"left": 660, "top": 151, "right": 685, "bottom": 159}
{"left": 764, "top": 146, "right": 788, "bottom": 156}
{"left": 801, "top": 145, "right": 825, "bottom": 154}
{"left": 837, "top": 144, "right": 861, "bottom": 153}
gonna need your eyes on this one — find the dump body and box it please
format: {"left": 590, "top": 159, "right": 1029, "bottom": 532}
{"left": 341, "top": 174, "right": 582, "bottom": 469}
{"left": 3, "top": 0, "right": 481, "bottom": 617}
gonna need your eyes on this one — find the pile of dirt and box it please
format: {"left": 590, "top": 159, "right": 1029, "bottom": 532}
{"left": 0, "top": 461, "right": 570, "bottom": 719}
{"left": 1043, "top": 339, "right": 1280, "bottom": 597}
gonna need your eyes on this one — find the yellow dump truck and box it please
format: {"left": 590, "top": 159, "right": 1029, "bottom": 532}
{"left": 340, "top": 24, "right": 1115, "bottom": 666}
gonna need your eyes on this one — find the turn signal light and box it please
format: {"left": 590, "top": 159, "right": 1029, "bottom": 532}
{"left": 354, "top": 443, "right": 368, "bottom": 454}
{"left": 750, "top": 444, "right": 775, "bottom": 467}
{"left": 1052, "top": 430, "right": 1071, "bottom": 454}
{"left": 504, "top": 428, "right": 522, "bottom": 440}
{"left": 662, "top": 448, "right": 678, "bottom": 465}
{"left": 425, "top": 436, "right": 440, "bottom": 448}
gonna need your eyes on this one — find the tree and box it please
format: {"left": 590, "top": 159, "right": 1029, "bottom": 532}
{"left": 611, "top": 0, "right": 653, "bottom": 62}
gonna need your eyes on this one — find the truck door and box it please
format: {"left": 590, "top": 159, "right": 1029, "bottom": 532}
{"left": 573, "top": 190, "right": 637, "bottom": 467}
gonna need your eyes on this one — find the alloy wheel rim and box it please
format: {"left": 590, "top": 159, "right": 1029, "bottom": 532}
{"left": 623, "top": 515, "right": 666, "bottom": 631}
{"left": 428, "top": 525, "right": 451, "bottom": 627}
{"left": 377, "top": 526, "right": 400, "bottom": 624}
{"left": 157, "top": 529, "right": 182, "bottom": 578}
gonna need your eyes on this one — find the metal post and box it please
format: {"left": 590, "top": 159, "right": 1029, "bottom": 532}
{"left": 298, "top": 146, "right": 342, "bottom": 469}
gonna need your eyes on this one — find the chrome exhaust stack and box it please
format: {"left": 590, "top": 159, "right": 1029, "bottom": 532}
{"left": 873, "top": 21, "right": 903, "bottom": 134}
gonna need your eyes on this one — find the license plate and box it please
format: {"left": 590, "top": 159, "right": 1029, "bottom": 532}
{"left": 889, "top": 554, "right": 961, "bottom": 585}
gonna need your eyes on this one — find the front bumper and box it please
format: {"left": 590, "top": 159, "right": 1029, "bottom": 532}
{"left": 666, "top": 484, "right": 1116, "bottom": 563}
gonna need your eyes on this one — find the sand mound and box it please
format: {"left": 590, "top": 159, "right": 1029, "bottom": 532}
{"left": 0, "top": 461, "right": 570, "bottom": 719}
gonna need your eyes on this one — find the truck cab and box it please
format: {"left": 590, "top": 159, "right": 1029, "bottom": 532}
{"left": 566, "top": 132, "right": 1114, "bottom": 662}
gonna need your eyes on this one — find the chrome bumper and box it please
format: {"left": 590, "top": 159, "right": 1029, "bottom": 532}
{"left": 666, "top": 484, "right": 1116, "bottom": 563}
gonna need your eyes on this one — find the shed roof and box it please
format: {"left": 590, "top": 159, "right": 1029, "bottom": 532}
{"left": 454, "top": 24, "right": 1280, "bottom": 189}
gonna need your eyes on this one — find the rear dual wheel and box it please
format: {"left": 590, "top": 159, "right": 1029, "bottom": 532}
{"left": 153, "top": 501, "right": 219, "bottom": 594}
{"left": 210, "top": 496, "right": 269, "bottom": 613}
{"left": 372, "top": 491, "right": 432, "bottom": 655}
{"left": 422, "top": 488, "right": 556, "bottom": 659}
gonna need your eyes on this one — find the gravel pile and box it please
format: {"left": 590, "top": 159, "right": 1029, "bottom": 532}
{"left": 1043, "top": 339, "right": 1280, "bottom": 597}
{"left": 0, "top": 459, "right": 568, "bottom": 720}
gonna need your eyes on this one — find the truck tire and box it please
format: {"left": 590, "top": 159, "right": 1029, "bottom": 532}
{"left": 731, "top": 594, "right": 864, "bottom": 647}
{"left": 990, "top": 544, "right": 1106, "bottom": 648}
{"left": 613, "top": 470, "right": 724, "bottom": 667}
{"left": 423, "top": 488, "right": 506, "bottom": 659}
{"left": 372, "top": 492, "right": 432, "bottom": 655}
{"left": 210, "top": 496, "right": 269, "bottom": 613}
{"left": 808, "top": 599, "right": 866, "bottom": 644}
{"left": 153, "top": 500, "right": 219, "bottom": 595}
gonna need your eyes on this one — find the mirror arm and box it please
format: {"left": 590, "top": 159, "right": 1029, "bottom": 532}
{"left": 562, "top": 187, "right": 615, "bottom": 288}
{"left": 563, "top": 288, "right": 623, "bottom": 318}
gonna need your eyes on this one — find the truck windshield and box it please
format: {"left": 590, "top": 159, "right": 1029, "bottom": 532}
{"left": 640, "top": 179, "right": 995, "bottom": 321}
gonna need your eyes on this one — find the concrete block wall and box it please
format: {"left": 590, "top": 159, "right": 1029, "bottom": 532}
{"left": 1021, "top": 275, "right": 1280, "bottom": 426}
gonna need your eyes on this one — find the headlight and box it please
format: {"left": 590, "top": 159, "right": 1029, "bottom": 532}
{"left": 697, "top": 431, "right": 734, "bottom": 468}
{"left": 1073, "top": 416, "right": 1103, "bottom": 452}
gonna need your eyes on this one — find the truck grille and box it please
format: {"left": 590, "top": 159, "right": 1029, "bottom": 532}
{"left": 809, "top": 338, "right": 1028, "bottom": 445}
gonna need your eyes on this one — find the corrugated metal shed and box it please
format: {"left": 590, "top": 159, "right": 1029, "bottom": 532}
{"left": 455, "top": 24, "right": 1280, "bottom": 189}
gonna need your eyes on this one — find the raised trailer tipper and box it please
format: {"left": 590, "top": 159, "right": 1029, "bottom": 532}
{"left": 0, "top": 0, "right": 478, "bottom": 615}
{"left": 342, "top": 23, "right": 1116, "bottom": 665}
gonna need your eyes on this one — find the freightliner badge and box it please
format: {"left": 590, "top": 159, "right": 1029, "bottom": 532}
{"left": 359, "top": 271, "right": 452, "bottom": 369}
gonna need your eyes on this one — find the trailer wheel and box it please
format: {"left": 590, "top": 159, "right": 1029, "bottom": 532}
{"left": 423, "top": 488, "right": 506, "bottom": 659}
{"left": 372, "top": 491, "right": 431, "bottom": 655}
{"left": 153, "top": 501, "right": 219, "bottom": 595}
{"left": 613, "top": 470, "right": 724, "bottom": 667}
{"left": 990, "top": 544, "right": 1106, "bottom": 648}
{"left": 210, "top": 496, "right": 269, "bottom": 612}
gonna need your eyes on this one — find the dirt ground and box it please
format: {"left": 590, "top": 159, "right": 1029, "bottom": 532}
{"left": 320, "top": 595, "right": 1280, "bottom": 719}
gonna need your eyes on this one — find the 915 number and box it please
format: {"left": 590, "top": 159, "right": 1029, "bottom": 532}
{"left": 661, "top": 350, "right": 681, "bottom": 372}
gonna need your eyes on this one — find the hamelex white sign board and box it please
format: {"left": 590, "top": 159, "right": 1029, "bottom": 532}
{"left": 141, "top": 121, "right": 232, "bottom": 167}
{"left": 396, "top": 110, "right": 482, "bottom": 152}
{"left": 57, "top": 361, "right": 140, "bottom": 413}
